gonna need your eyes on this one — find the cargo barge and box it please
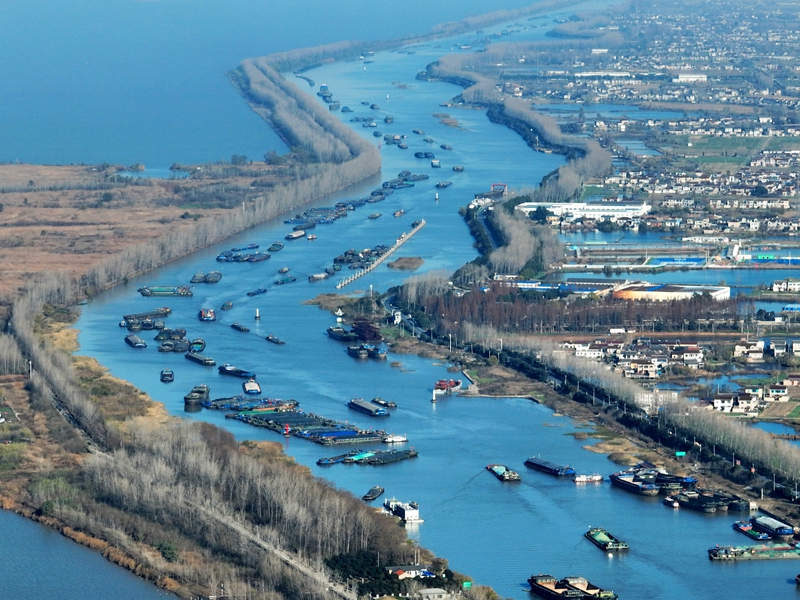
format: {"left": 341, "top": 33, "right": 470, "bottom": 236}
{"left": 185, "top": 353, "right": 215, "bottom": 366}
{"left": 366, "top": 449, "right": 418, "bottom": 465}
{"left": 184, "top": 385, "right": 210, "bottom": 406}
{"left": 232, "top": 409, "right": 385, "bottom": 445}
{"left": 733, "top": 521, "right": 770, "bottom": 541}
{"left": 138, "top": 285, "right": 193, "bottom": 297}
{"left": 242, "top": 379, "right": 261, "bottom": 395}
{"left": 751, "top": 515, "right": 795, "bottom": 540}
{"left": 362, "top": 486, "right": 384, "bottom": 502}
{"left": 347, "top": 397, "right": 389, "bottom": 417}
{"left": 486, "top": 464, "right": 521, "bottom": 482}
{"left": 609, "top": 470, "right": 660, "bottom": 496}
{"left": 585, "top": 527, "right": 629, "bottom": 551}
{"left": 327, "top": 326, "right": 359, "bottom": 342}
{"left": 560, "top": 576, "right": 617, "bottom": 599}
{"left": 124, "top": 334, "right": 147, "bottom": 348}
{"left": 524, "top": 457, "right": 575, "bottom": 477}
{"left": 709, "top": 543, "right": 800, "bottom": 561}
{"left": 122, "top": 307, "right": 171, "bottom": 321}
{"left": 205, "top": 397, "right": 297, "bottom": 411}
{"left": 218, "top": 364, "right": 256, "bottom": 379}
{"left": 317, "top": 449, "right": 365, "bottom": 466}
{"left": 528, "top": 574, "right": 618, "bottom": 599}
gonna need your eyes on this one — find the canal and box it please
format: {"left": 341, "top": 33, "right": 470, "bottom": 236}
{"left": 67, "top": 17, "right": 800, "bottom": 600}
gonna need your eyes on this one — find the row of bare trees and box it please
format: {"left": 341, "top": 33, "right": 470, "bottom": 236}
{"left": 413, "top": 282, "right": 743, "bottom": 335}
{"left": 502, "top": 98, "right": 613, "bottom": 200}
{"left": 488, "top": 210, "right": 563, "bottom": 274}
{"left": 0, "top": 334, "right": 26, "bottom": 375}
{"left": 84, "top": 423, "right": 409, "bottom": 564}
{"left": 420, "top": 307, "right": 800, "bottom": 487}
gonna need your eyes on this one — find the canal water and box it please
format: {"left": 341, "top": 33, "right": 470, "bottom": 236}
{"left": 0, "top": 509, "right": 170, "bottom": 599}
{"left": 69, "top": 21, "right": 800, "bottom": 600}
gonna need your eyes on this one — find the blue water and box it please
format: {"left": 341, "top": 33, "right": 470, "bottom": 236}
{"left": 536, "top": 102, "right": 691, "bottom": 123}
{"left": 69, "top": 29, "right": 800, "bottom": 600}
{"left": 1, "top": 0, "right": 546, "bottom": 168}
{"left": 0, "top": 509, "right": 170, "bottom": 599}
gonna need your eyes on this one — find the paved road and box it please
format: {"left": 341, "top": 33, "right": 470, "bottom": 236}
{"left": 189, "top": 502, "right": 357, "bottom": 600}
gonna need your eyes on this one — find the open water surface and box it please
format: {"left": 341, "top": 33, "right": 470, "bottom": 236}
{"left": 70, "top": 26, "right": 800, "bottom": 600}
{"left": 0, "top": 509, "right": 170, "bottom": 599}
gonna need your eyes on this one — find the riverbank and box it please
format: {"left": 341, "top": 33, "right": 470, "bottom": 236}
{"left": 384, "top": 328, "right": 800, "bottom": 525}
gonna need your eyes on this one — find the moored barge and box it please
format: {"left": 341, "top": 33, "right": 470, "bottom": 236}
{"left": 327, "top": 326, "right": 359, "bottom": 342}
{"left": 609, "top": 470, "right": 660, "bottom": 496}
{"left": 733, "top": 520, "right": 770, "bottom": 541}
{"left": 525, "top": 457, "right": 575, "bottom": 477}
{"left": 709, "top": 543, "right": 800, "bottom": 561}
{"left": 751, "top": 515, "right": 795, "bottom": 540}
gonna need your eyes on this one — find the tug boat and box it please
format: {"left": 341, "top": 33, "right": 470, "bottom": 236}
{"left": 198, "top": 308, "right": 216, "bottom": 321}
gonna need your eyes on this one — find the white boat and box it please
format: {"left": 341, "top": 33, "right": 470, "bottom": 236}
{"left": 383, "top": 434, "right": 408, "bottom": 444}
{"left": 242, "top": 379, "right": 261, "bottom": 395}
{"left": 574, "top": 474, "right": 604, "bottom": 483}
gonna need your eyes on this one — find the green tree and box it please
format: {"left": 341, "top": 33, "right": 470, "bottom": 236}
{"left": 529, "top": 206, "right": 552, "bottom": 224}
{"left": 231, "top": 154, "right": 248, "bottom": 165}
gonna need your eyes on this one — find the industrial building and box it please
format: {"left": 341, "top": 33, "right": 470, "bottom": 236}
{"left": 514, "top": 201, "right": 651, "bottom": 222}
{"left": 612, "top": 282, "right": 731, "bottom": 302}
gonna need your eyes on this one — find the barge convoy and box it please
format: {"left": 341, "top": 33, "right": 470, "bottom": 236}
{"left": 527, "top": 574, "right": 617, "bottom": 599}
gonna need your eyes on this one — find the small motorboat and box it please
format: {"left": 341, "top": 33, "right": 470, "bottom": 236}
{"left": 278, "top": 267, "right": 290, "bottom": 274}
{"left": 266, "top": 334, "right": 285, "bottom": 345}
{"left": 382, "top": 434, "right": 407, "bottom": 443}
{"left": 160, "top": 368, "right": 174, "bottom": 383}
{"left": 221, "top": 301, "right": 233, "bottom": 310}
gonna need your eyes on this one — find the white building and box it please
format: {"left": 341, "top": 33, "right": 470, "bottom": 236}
{"left": 515, "top": 201, "right": 651, "bottom": 222}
